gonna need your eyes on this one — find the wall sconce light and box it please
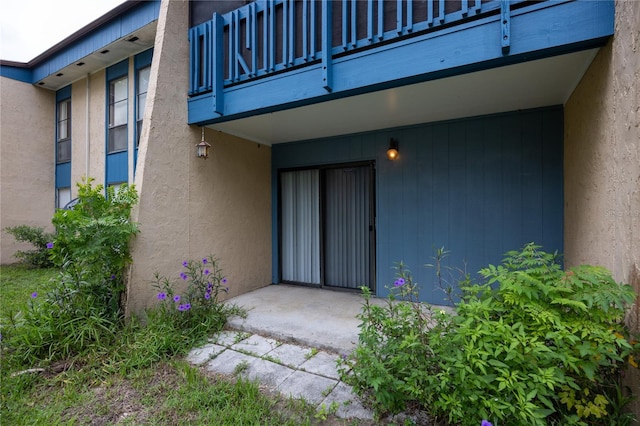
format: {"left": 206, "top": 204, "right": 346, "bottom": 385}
{"left": 196, "top": 127, "right": 211, "bottom": 159}
{"left": 387, "top": 138, "right": 399, "bottom": 160}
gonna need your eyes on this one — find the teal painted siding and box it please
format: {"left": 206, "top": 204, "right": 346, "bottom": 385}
{"left": 272, "top": 106, "right": 563, "bottom": 303}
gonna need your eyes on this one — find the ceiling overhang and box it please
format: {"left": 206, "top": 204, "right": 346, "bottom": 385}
{"left": 34, "top": 22, "right": 156, "bottom": 90}
{"left": 209, "top": 49, "right": 598, "bottom": 145}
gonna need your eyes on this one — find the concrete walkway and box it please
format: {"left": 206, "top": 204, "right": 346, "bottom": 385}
{"left": 186, "top": 284, "right": 386, "bottom": 420}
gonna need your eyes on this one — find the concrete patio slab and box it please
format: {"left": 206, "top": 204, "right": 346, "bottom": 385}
{"left": 186, "top": 343, "right": 226, "bottom": 365}
{"left": 267, "top": 343, "right": 313, "bottom": 368}
{"left": 321, "top": 381, "right": 374, "bottom": 420}
{"left": 231, "top": 334, "right": 279, "bottom": 356}
{"left": 204, "top": 349, "right": 255, "bottom": 376}
{"left": 189, "top": 286, "right": 391, "bottom": 420}
{"left": 276, "top": 370, "right": 339, "bottom": 405}
{"left": 225, "top": 284, "right": 383, "bottom": 354}
{"left": 242, "top": 357, "right": 296, "bottom": 388}
{"left": 209, "top": 330, "right": 249, "bottom": 347}
{"left": 299, "top": 350, "right": 342, "bottom": 380}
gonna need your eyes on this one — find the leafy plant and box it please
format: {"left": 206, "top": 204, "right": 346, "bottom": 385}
{"left": 340, "top": 264, "right": 452, "bottom": 414}
{"left": 151, "top": 256, "right": 242, "bottom": 340}
{"left": 343, "top": 243, "right": 637, "bottom": 425}
{"left": 2, "top": 178, "right": 139, "bottom": 364}
{"left": 3, "top": 225, "right": 55, "bottom": 268}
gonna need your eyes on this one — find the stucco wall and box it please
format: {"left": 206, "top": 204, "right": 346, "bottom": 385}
{"left": 70, "top": 72, "right": 107, "bottom": 193}
{"left": 564, "top": 0, "right": 639, "bottom": 414}
{"left": 0, "top": 77, "right": 55, "bottom": 264}
{"left": 125, "top": 0, "right": 272, "bottom": 316}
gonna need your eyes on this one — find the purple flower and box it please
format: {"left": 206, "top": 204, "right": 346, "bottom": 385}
{"left": 110, "top": 274, "right": 117, "bottom": 280}
{"left": 177, "top": 304, "right": 186, "bottom": 311}
{"left": 222, "top": 278, "right": 227, "bottom": 284}
{"left": 207, "top": 282, "right": 213, "bottom": 290}
{"left": 157, "top": 292, "right": 167, "bottom": 300}
{"left": 180, "top": 272, "right": 188, "bottom": 280}
{"left": 184, "top": 303, "right": 191, "bottom": 311}
{"left": 46, "top": 242, "right": 54, "bottom": 249}
{"left": 393, "top": 278, "right": 405, "bottom": 287}
{"left": 31, "top": 292, "right": 38, "bottom": 298}
{"left": 225, "top": 287, "right": 229, "bottom": 292}
{"left": 204, "top": 269, "right": 210, "bottom": 275}
{"left": 173, "top": 295, "right": 181, "bottom": 303}
{"left": 204, "top": 292, "right": 211, "bottom": 300}
{"left": 182, "top": 261, "right": 188, "bottom": 267}
{"left": 481, "top": 421, "right": 493, "bottom": 426}
{"left": 202, "top": 258, "right": 208, "bottom": 264}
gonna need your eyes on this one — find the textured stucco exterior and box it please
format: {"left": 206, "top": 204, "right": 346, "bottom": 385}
{"left": 70, "top": 72, "right": 107, "bottom": 189}
{"left": 564, "top": 0, "right": 639, "bottom": 413}
{"left": 124, "top": 0, "right": 272, "bottom": 316}
{"left": 0, "top": 77, "right": 55, "bottom": 264}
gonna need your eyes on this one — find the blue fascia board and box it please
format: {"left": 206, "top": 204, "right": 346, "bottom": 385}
{"left": 189, "top": 0, "right": 614, "bottom": 125}
{"left": 0, "top": 65, "right": 32, "bottom": 83}
{"left": 31, "top": 1, "right": 160, "bottom": 84}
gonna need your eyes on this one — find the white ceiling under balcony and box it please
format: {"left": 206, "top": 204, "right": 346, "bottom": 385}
{"left": 210, "top": 48, "right": 599, "bottom": 146}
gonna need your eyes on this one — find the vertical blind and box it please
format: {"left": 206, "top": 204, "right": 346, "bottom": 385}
{"left": 281, "top": 169, "right": 321, "bottom": 284}
{"left": 324, "top": 167, "right": 371, "bottom": 289}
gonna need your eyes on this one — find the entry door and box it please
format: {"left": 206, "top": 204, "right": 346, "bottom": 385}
{"left": 280, "top": 163, "right": 375, "bottom": 291}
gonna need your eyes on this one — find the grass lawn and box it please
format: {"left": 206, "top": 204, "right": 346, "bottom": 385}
{"left": 0, "top": 265, "right": 369, "bottom": 425}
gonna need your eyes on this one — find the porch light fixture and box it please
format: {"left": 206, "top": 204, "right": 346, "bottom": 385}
{"left": 387, "top": 138, "right": 399, "bottom": 161}
{"left": 196, "top": 127, "right": 211, "bottom": 159}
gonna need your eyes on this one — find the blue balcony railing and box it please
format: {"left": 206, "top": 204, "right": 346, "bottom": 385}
{"left": 189, "top": 0, "right": 516, "bottom": 97}
{"left": 188, "top": 0, "right": 614, "bottom": 123}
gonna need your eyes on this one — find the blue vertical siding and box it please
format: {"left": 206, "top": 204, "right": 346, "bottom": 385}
{"left": 272, "top": 106, "right": 563, "bottom": 303}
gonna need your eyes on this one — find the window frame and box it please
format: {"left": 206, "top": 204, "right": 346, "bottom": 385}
{"left": 107, "top": 75, "right": 128, "bottom": 154}
{"left": 56, "top": 98, "right": 71, "bottom": 164}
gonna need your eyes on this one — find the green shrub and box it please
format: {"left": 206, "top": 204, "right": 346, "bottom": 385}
{"left": 3, "top": 178, "right": 139, "bottom": 363}
{"left": 343, "top": 244, "right": 637, "bottom": 425}
{"left": 3, "top": 225, "right": 55, "bottom": 268}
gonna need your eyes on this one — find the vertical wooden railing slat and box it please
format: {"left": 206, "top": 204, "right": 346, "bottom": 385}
{"left": 322, "top": 0, "right": 332, "bottom": 92}
{"left": 462, "top": 0, "right": 468, "bottom": 16}
{"left": 269, "top": 0, "right": 275, "bottom": 71}
{"left": 288, "top": 0, "right": 295, "bottom": 65}
{"left": 427, "top": 0, "right": 434, "bottom": 26}
{"left": 407, "top": 0, "right": 413, "bottom": 33}
{"left": 367, "top": 0, "right": 373, "bottom": 41}
{"left": 341, "top": 0, "right": 348, "bottom": 50}
{"left": 188, "top": 26, "right": 196, "bottom": 94}
{"left": 212, "top": 13, "right": 224, "bottom": 114}
{"left": 439, "top": 0, "right": 445, "bottom": 24}
{"left": 303, "top": 0, "right": 308, "bottom": 61}
{"left": 205, "top": 21, "right": 212, "bottom": 90}
{"left": 351, "top": 0, "right": 357, "bottom": 48}
{"left": 282, "top": 1, "right": 288, "bottom": 67}
{"left": 251, "top": 3, "right": 257, "bottom": 76}
{"left": 377, "top": 0, "right": 384, "bottom": 40}
{"left": 396, "top": 0, "right": 403, "bottom": 35}
{"left": 501, "top": 0, "right": 511, "bottom": 54}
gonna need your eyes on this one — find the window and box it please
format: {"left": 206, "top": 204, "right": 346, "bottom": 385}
{"left": 57, "top": 99, "right": 71, "bottom": 163}
{"left": 136, "top": 66, "right": 150, "bottom": 147}
{"left": 56, "top": 187, "right": 71, "bottom": 209}
{"left": 108, "top": 76, "right": 128, "bottom": 153}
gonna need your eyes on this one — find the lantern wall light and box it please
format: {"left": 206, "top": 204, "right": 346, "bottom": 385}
{"left": 387, "top": 138, "right": 399, "bottom": 161}
{"left": 196, "top": 127, "right": 211, "bottom": 159}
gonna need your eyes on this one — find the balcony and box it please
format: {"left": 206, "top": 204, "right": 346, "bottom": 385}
{"left": 187, "top": 0, "right": 614, "bottom": 142}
